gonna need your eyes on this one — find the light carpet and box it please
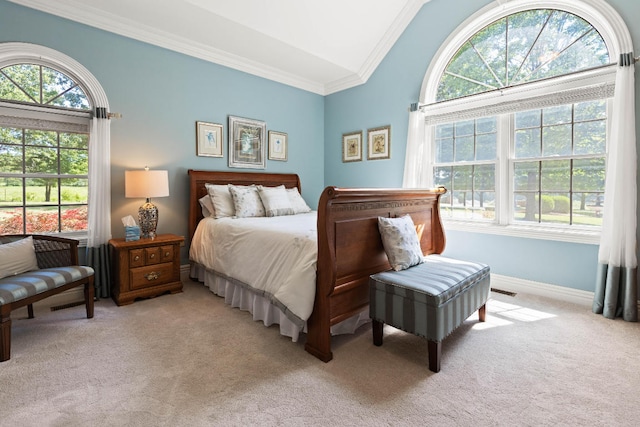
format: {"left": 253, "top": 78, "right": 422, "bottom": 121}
{"left": 1, "top": 280, "right": 639, "bottom": 426}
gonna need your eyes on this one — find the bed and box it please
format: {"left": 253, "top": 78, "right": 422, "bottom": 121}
{"left": 188, "top": 169, "right": 446, "bottom": 362}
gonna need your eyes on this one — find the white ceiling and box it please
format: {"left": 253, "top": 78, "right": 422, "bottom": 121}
{"left": 8, "top": 0, "right": 430, "bottom": 95}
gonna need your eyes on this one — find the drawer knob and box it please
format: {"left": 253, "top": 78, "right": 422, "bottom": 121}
{"left": 165, "top": 251, "right": 170, "bottom": 257}
{"left": 145, "top": 271, "right": 160, "bottom": 281}
{"left": 134, "top": 255, "right": 140, "bottom": 261}
{"left": 149, "top": 253, "right": 155, "bottom": 259}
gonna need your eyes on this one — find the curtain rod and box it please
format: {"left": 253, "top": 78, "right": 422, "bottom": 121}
{"left": 410, "top": 52, "right": 638, "bottom": 112}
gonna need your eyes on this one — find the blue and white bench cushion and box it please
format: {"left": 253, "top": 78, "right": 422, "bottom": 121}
{"left": 369, "top": 255, "right": 490, "bottom": 342}
{"left": 0, "top": 266, "right": 95, "bottom": 306}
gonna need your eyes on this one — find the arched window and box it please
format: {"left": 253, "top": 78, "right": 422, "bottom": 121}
{"left": 408, "top": 0, "right": 633, "bottom": 244}
{"left": 0, "top": 43, "right": 111, "bottom": 249}
{"left": 0, "top": 63, "right": 91, "bottom": 235}
{"left": 436, "top": 9, "right": 609, "bottom": 101}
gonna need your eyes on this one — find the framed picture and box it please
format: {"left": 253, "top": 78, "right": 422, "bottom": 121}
{"left": 342, "top": 131, "right": 363, "bottom": 162}
{"left": 196, "top": 121, "right": 223, "bottom": 157}
{"left": 228, "top": 115, "right": 266, "bottom": 169}
{"left": 367, "top": 125, "right": 391, "bottom": 160}
{"left": 268, "top": 130, "right": 288, "bottom": 161}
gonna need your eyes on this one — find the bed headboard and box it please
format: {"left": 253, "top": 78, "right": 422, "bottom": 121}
{"left": 187, "top": 169, "right": 302, "bottom": 239}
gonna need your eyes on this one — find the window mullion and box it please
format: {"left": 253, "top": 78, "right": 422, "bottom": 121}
{"left": 497, "top": 113, "right": 511, "bottom": 225}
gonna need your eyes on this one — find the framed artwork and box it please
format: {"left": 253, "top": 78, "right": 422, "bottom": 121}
{"left": 342, "top": 131, "right": 363, "bottom": 162}
{"left": 196, "top": 121, "right": 223, "bottom": 157}
{"left": 268, "top": 130, "right": 288, "bottom": 161}
{"left": 367, "top": 125, "right": 391, "bottom": 160}
{"left": 228, "top": 115, "right": 266, "bottom": 169}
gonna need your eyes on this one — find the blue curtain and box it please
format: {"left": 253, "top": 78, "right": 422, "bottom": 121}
{"left": 593, "top": 263, "right": 638, "bottom": 321}
{"left": 86, "top": 244, "right": 111, "bottom": 299}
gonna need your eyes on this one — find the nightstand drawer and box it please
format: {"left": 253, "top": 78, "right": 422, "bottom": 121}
{"left": 159, "top": 245, "right": 174, "bottom": 263}
{"left": 130, "top": 249, "right": 145, "bottom": 267}
{"left": 130, "top": 262, "right": 175, "bottom": 290}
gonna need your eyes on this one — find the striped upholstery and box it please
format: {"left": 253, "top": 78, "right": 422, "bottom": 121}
{"left": 369, "top": 255, "right": 489, "bottom": 342}
{"left": 0, "top": 266, "right": 95, "bottom": 306}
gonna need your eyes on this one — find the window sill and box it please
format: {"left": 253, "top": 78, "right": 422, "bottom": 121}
{"left": 442, "top": 220, "right": 600, "bottom": 245}
{"left": 54, "top": 231, "right": 88, "bottom": 247}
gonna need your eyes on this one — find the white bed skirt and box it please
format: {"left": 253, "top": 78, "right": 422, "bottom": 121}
{"left": 190, "top": 263, "right": 370, "bottom": 342}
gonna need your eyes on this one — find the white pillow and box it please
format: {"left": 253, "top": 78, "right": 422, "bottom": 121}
{"left": 0, "top": 236, "right": 39, "bottom": 280}
{"left": 286, "top": 187, "right": 312, "bottom": 214}
{"left": 377, "top": 215, "right": 424, "bottom": 271}
{"left": 198, "top": 195, "right": 215, "bottom": 218}
{"left": 228, "top": 184, "right": 266, "bottom": 218}
{"left": 257, "top": 185, "right": 294, "bottom": 217}
{"left": 205, "top": 183, "right": 235, "bottom": 219}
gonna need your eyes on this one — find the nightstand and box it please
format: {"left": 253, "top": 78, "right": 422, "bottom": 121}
{"left": 109, "top": 233, "right": 184, "bottom": 306}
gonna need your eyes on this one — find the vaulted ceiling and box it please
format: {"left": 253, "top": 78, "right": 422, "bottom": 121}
{"left": 8, "top": 0, "right": 430, "bottom": 95}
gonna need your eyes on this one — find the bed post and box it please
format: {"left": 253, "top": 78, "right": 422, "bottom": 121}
{"left": 305, "top": 187, "right": 337, "bottom": 362}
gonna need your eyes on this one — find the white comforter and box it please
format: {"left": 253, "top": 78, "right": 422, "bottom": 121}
{"left": 189, "top": 212, "right": 318, "bottom": 325}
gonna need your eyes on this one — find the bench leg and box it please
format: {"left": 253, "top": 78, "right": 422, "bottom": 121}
{"left": 85, "top": 277, "right": 95, "bottom": 319}
{"left": 1, "top": 313, "right": 11, "bottom": 362}
{"left": 27, "top": 304, "right": 34, "bottom": 319}
{"left": 372, "top": 319, "right": 383, "bottom": 346}
{"left": 478, "top": 303, "right": 486, "bottom": 322}
{"left": 428, "top": 340, "right": 441, "bottom": 373}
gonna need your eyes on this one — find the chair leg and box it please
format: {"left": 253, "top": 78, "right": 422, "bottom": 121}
{"left": 478, "top": 304, "right": 486, "bottom": 322}
{"left": 27, "top": 304, "right": 34, "bottom": 319}
{"left": 372, "top": 319, "right": 383, "bottom": 346}
{"left": 428, "top": 340, "right": 441, "bottom": 373}
{"left": 85, "top": 277, "right": 95, "bottom": 319}
{"left": 1, "top": 313, "right": 11, "bottom": 362}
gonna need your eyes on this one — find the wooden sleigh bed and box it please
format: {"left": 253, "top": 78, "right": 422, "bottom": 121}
{"left": 188, "top": 169, "right": 446, "bottom": 362}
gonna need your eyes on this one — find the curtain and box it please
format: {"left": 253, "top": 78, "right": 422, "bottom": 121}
{"left": 402, "top": 109, "right": 431, "bottom": 188}
{"left": 593, "top": 53, "right": 638, "bottom": 322}
{"left": 86, "top": 109, "right": 112, "bottom": 298}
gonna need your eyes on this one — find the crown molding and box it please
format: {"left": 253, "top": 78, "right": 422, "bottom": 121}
{"left": 8, "top": 0, "right": 430, "bottom": 96}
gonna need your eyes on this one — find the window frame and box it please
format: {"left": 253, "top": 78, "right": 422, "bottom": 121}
{"left": 418, "top": 0, "right": 628, "bottom": 245}
{"left": 0, "top": 43, "right": 109, "bottom": 246}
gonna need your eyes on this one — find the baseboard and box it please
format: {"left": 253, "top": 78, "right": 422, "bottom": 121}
{"left": 180, "top": 264, "right": 191, "bottom": 282}
{"left": 491, "top": 274, "right": 597, "bottom": 308}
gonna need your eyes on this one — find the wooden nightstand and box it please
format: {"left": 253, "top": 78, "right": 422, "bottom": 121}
{"left": 109, "top": 233, "right": 184, "bottom": 306}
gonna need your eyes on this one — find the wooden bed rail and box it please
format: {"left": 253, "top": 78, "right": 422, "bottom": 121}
{"left": 305, "top": 186, "right": 446, "bottom": 362}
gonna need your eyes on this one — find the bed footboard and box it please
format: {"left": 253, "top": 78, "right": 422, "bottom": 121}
{"left": 305, "top": 186, "right": 446, "bottom": 362}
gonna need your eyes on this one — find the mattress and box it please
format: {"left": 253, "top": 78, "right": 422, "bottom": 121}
{"left": 189, "top": 212, "right": 318, "bottom": 327}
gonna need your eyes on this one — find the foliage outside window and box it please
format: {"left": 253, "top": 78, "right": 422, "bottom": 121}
{"left": 432, "top": 9, "right": 609, "bottom": 231}
{"left": 437, "top": 9, "right": 609, "bottom": 101}
{"left": 434, "top": 117, "right": 497, "bottom": 221}
{"left": 0, "top": 63, "right": 90, "bottom": 234}
{"left": 0, "top": 64, "right": 90, "bottom": 110}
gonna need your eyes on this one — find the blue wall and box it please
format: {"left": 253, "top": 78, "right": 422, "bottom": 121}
{"left": 2, "top": 0, "right": 640, "bottom": 294}
{"left": 324, "top": 0, "right": 640, "bottom": 293}
{"left": 0, "top": 0, "right": 325, "bottom": 264}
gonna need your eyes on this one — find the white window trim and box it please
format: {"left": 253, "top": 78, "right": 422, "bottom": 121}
{"left": 418, "top": 0, "right": 630, "bottom": 244}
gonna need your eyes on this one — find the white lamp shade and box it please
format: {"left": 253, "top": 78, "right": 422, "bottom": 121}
{"left": 125, "top": 170, "right": 169, "bottom": 198}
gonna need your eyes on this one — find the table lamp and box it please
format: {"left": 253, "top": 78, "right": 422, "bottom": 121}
{"left": 125, "top": 167, "right": 169, "bottom": 239}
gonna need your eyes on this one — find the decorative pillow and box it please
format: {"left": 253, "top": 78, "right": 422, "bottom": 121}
{"left": 377, "top": 215, "right": 424, "bottom": 271}
{"left": 286, "top": 187, "right": 312, "bottom": 214}
{"left": 198, "top": 195, "right": 215, "bottom": 218}
{"left": 257, "top": 185, "right": 294, "bottom": 217}
{"left": 0, "top": 236, "right": 39, "bottom": 280}
{"left": 205, "top": 183, "right": 235, "bottom": 219}
{"left": 228, "top": 184, "right": 266, "bottom": 218}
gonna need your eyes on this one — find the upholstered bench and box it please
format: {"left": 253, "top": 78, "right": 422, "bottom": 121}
{"left": 369, "top": 255, "right": 490, "bottom": 373}
{"left": 0, "top": 235, "right": 95, "bottom": 362}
